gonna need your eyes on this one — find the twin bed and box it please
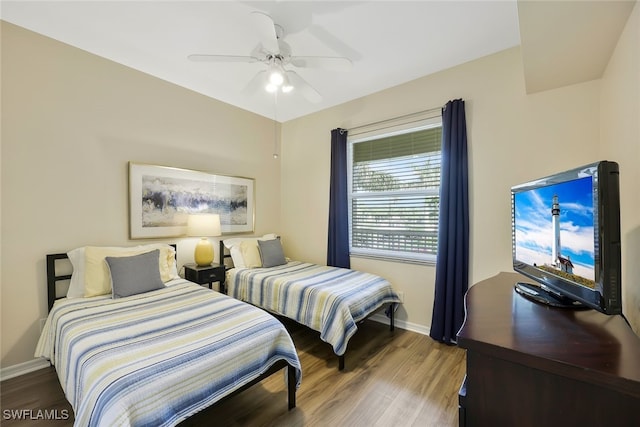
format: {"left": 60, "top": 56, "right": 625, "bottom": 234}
{"left": 37, "top": 238, "right": 399, "bottom": 426}
{"left": 219, "top": 237, "right": 401, "bottom": 370}
{"left": 39, "top": 244, "right": 300, "bottom": 427}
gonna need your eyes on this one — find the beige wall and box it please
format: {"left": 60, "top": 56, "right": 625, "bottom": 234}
{"left": 1, "top": 22, "right": 282, "bottom": 367}
{"left": 600, "top": 3, "right": 640, "bottom": 333}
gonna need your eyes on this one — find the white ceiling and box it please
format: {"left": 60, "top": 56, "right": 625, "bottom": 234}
{"left": 0, "top": 1, "right": 635, "bottom": 122}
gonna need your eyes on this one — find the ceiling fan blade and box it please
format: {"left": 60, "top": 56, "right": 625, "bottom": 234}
{"left": 289, "top": 56, "right": 352, "bottom": 72}
{"left": 242, "top": 70, "right": 267, "bottom": 95}
{"left": 286, "top": 70, "right": 322, "bottom": 103}
{"left": 188, "top": 54, "right": 260, "bottom": 63}
{"left": 250, "top": 11, "right": 280, "bottom": 55}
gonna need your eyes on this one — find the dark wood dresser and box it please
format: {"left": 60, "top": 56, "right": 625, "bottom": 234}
{"left": 457, "top": 272, "right": 640, "bottom": 427}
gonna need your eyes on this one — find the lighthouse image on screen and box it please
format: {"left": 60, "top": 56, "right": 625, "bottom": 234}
{"left": 513, "top": 176, "right": 596, "bottom": 289}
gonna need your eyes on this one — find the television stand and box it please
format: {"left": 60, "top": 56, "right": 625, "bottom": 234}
{"left": 457, "top": 272, "right": 640, "bottom": 426}
{"left": 514, "top": 281, "right": 587, "bottom": 309}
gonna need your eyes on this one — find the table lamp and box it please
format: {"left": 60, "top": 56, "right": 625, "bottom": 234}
{"left": 187, "top": 213, "right": 221, "bottom": 266}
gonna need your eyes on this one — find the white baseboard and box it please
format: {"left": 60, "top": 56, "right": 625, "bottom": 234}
{"left": 0, "top": 358, "right": 50, "bottom": 381}
{"left": 368, "top": 312, "right": 431, "bottom": 336}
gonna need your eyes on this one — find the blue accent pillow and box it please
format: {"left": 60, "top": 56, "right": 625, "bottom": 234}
{"left": 258, "top": 239, "right": 286, "bottom": 268}
{"left": 105, "top": 250, "right": 165, "bottom": 298}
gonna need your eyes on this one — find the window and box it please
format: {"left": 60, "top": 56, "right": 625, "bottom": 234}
{"left": 348, "top": 117, "right": 442, "bottom": 264}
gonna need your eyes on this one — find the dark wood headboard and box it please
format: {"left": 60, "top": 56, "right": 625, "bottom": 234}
{"left": 219, "top": 240, "right": 233, "bottom": 268}
{"left": 46, "top": 253, "right": 72, "bottom": 311}
{"left": 46, "top": 244, "right": 177, "bottom": 312}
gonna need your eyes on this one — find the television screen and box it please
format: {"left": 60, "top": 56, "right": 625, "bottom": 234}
{"left": 511, "top": 161, "right": 621, "bottom": 314}
{"left": 513, "top": 176, "right": 595, "bottom": 289}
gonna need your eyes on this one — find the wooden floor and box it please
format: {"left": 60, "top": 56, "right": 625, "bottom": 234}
{"left": 1, "top": 319, "right": 466, "bottom": 427}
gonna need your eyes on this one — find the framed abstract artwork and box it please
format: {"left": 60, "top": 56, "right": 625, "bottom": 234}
{"left": 129, "top": 163, "right": 255, "bottom": 239}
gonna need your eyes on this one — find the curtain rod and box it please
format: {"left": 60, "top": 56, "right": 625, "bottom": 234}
{"left": 346, "top": 106, "right": 442, "bottom": 135}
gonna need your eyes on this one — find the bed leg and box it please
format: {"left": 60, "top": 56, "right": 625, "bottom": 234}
{"left": 390, "top": 303, "right": 396, "bottom": 331}
{"left": 338, "top": 355, "right": 345, "bottom": 371}
{"left": 287, "top": 364, "right": 296, "bottom": 410}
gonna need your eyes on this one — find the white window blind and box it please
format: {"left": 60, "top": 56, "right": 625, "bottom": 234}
{"left": 348, "top": 120, "right": 442, "bottom": 263}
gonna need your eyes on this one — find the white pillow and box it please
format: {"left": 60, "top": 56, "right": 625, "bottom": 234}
{"left": 66, "top": 247, "right": 86, "bottom": 298}
{"left": 229, "top": 246, "right": 246, "bottom": 268}
{"left": 240, "top": 240, "right": 262, "bottom": 268}
{"left": 65, "top": 243, "right": 179, "bottom": 298}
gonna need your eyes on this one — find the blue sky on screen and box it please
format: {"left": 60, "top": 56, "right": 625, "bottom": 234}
{"left": 514, "top": 176, "right": 595, "bottom": 280}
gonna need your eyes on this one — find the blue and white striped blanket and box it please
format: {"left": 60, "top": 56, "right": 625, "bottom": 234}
{"left": 228, "top": 262, "right": 400, "bottom": 356}
{"left": 35, "top": 279, "right": 301, "bottom": 427}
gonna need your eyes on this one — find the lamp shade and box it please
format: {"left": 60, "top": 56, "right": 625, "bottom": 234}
{"left": 187, "top": 214, "right": 221, "bottom": 266}
{"left": 187, "top": 214, "right": 221, "bottom": 237}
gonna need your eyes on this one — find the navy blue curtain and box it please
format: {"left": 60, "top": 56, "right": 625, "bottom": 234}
{"left": 327, "top": 128, "right": 350, "bottom": 268}
{"left": 430, "top": 99, "right": 469, "bottom": 344}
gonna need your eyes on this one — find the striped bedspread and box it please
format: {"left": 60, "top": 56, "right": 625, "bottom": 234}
{"left": 227, "top": 262, "right": 400, "bottom": 356}
{"left": 35, "top": 279, "right": 301, "bottom": 427}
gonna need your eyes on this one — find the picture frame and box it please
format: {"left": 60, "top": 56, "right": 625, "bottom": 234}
{"left": 129, "top": 162, "right": 255, "bottom": 239}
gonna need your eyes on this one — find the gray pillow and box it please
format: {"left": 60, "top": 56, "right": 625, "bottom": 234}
{"left": 258, "top": 239, "right": 286, "bottom": 268}
{"left": 106, "top": 249, "right": 165, "bottom": 298}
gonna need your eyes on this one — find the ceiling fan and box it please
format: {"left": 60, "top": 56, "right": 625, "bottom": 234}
{"left": 188, "top": 11, "right": 352, "bottom": 103}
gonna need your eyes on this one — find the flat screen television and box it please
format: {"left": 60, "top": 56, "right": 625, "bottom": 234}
{"left": 511, "top": 160, "right": 621, "bottom": 314}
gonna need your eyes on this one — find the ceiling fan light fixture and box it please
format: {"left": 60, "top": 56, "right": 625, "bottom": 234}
{"left": 281, "top": 73, "right": 293, "bottom": 93}
{"left": 281, "top": 83, "right": 294, "bottom": 93}
{"left": 266, "top": 63, "right": 293, "bottom": 93}
{"left": 265, "top": 83, "right": 278, "bottom": 93}
{"left": 268, "top": 67, "right": 284, "bottom": 86}
{"left": 268, "top": 59, "right": 284, "bottom": 86}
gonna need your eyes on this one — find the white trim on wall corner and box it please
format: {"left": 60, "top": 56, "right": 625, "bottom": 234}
{"left": 368, "top": 312, "right": 431, "bottom": 336}
{"left": 0, "top": 358, "right": 50, "bottom": 381}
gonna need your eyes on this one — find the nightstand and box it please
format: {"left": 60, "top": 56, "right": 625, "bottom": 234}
{"left": 184, "top": 263, "right": 226, "bottom": 293}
